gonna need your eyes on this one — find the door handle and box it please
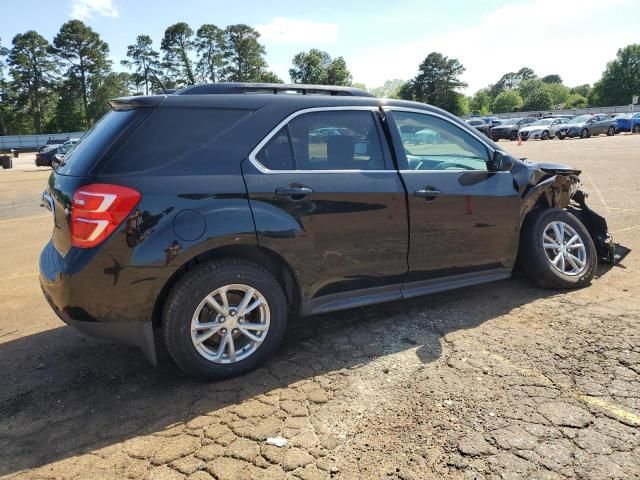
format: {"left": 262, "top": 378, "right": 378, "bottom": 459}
{"left": 414, "top": 188, "right": 443, "bottom": 199}
{"left": 275, "top": 186, "right": 313, "bottom": 197}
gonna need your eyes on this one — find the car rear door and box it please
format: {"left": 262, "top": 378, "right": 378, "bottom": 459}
{"left": 242, "top": 107, "right": 409, "bottom": 312}
{"left": 383, "top": 107, "right": 520, "bottom": 286}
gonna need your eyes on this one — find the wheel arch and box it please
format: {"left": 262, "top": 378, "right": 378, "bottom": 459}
{"left": 151, "top": 244, "right": 302, "bottom": 328}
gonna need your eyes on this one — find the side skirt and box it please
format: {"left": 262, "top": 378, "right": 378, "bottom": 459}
{"left": 301, "top": 268, "right": 512, "bottom": 317}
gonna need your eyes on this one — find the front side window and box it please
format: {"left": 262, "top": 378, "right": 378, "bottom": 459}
{"left": 391, "top": 111, "right": 489, "bottom": 171}
{"left": 288, "top": 111, "right": 385, "bottom": 170}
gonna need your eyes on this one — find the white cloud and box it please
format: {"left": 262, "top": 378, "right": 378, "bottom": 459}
{"left": 256, "top": 17, "right": 338, "bottom": 44}
{"left": 349, "top": 0, "right": 634, "bottom": 93}
{"left": 71, "top": 0, "right": 119, "bottom": 20}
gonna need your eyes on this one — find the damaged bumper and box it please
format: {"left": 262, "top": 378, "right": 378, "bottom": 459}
{"left": 568, "top": 190, "right": 616, "bottom": 264}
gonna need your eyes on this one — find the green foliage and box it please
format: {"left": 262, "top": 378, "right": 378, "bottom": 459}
{"left": 161, "top": 22, "right": 196, "bottom": 86}
{"left": 53, "top": 20, "right": 111, "bottom": 128}
{"left": 121, "top": 35, "right": 160, "bottom": 95}
{"left": 570, "top": 84, "right": 591, "bottom": 98}
{"left": 518, "top": 79, "right": 553, "bottom": 110}
{"left": 565, "top": 93, "right": 588, "bottom": 109}
{"left": 352, "top": 82, "right": 367, "bottom": 91}
{"left": 8, "top": 31, "right": 58, "bottom": 133}
{"left": 541, "top": 74, "right": 562, "bottom": 84}
{"left": 490, "top": 67, "right": 536, "bottom": 97}
{"left": 289, "top": 49, "right": 352, "bottom": 86}
{"left": 370, "top": 79, "right": 404, "bottom": 98}
{"left": 493, "top": 90, "right": 524, "bottom": 113}
{"left": 470, "top": 88, "right": 493, "bottom": 114}
{"left": 194, "top": 24, "right": 226, "bottom": 83}
{"left": 399, "top": 52, "right": 468, "bottom": 115}
{"left": 223, "top": 24, "right": 268, "bottom": 82}
{"left": 590, "top": 43, "right": 640, "bottom": 106}
{"left": 257, "top": 71, "right": 283, "bottom": 83}
{"left": 544, "top": 82, "right": 570, "bottom": 106}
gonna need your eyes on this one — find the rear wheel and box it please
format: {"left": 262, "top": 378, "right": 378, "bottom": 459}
{"left": 519, "top": 208, "right": 597, "bottom": 289}
{"left": 607, "top": 126, "right": 615, "bottom": 136}
{"left": 509, "top": 131, "right": 518, "bottom": 141}
{"left": 162, "top": 258, "right": 288, "bottom": 379}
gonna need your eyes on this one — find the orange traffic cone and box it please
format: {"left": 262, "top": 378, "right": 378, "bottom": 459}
{"left": 517, "top": 133, "right": 522, "bottom": 146}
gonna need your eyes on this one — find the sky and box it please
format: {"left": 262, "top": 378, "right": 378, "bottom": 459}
{"left": 1, "top": 0, "right": 638, "bottom": 94}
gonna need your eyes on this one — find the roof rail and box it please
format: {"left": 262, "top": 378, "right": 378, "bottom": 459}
{"left": 174, "top": 82, "right": 374, "bottom": 97}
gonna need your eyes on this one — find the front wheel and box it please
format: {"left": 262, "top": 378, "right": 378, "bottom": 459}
{"left": 557, "top": 133, "right": 566, "bottom": 140}
{"left": 162, "top": 258, "right": 288, "bottom": 379}
{"left": 541, "top": 130, "right": 550, "bottom": 140}
{"left": 509, "top": 131, "right": 518, "bottom": 141}
{"left": 633, "top": 124, "right": 640, "bottom": 133}
{"left": 580, "top": 128, "right": 590, "bottom": 139}
{"left": 519, "top": 208, "right": 597, "bottom": 289}
{"left": 607, "top": 126, "right": 615, "bottom": 136}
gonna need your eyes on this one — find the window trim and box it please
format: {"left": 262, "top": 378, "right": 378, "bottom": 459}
{"left": 248, "top": 106, "right": 394, "bottom": 174}
{"left": 382, "top": 106, "right": 497, "bottom": 172}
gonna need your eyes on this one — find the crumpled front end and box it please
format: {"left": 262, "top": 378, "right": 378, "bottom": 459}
{"left": 567, "top": 190, "right": 616, "bottom": 264}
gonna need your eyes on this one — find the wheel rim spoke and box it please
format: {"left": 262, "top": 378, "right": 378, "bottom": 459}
{"left": 542, "top": 221, "right": 588, "bottom": 276}
{"left": 239, "top": 327, "right": 263, "bottom": 343}
{"left": 236, "top": 287, "right": 255, "bottom": 316}
{"left": 206, "top": 294, "right": 227, "bottom": 316}
{"left": 193, "top": 322, "right": 223, "bottom": 345}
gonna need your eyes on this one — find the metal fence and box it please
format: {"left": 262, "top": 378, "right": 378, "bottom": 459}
{"left": 0, "top": 132, "right": 86, "bottom": 151}
{"left": 491, "top": 104, "right": 640, "bottom": 119}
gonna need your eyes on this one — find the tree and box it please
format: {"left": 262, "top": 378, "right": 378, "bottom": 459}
{"left": 541, "top": 74, "right": 562, "bottom": 84}
{"left": 570, "top": 84, "right": 592, "bottom": 98}
{"left": 88, "top": 71, "right": 131, "bottom": 122}
{"left": 493, "top": 90, "right": 524, "bottom": 113}
{"left": 195, "top": 24, "right": 226, "bottom": 83}
{"left": 565, "top": 93, "right": 588, "bottom": 109}
{"left": 0, "top": 37, "right": 11, "bottom": 135}
{"left": 519, "top": 79, "right": 553, "bottom": 111}
{"left": 161, "top": 22, "right": 196, "bottom": 86}
{"left": 490, "top": 67, "right": 536, "bottom": 97}
{"left": 544, "top": 82, "right": 570, "bottom": 106}
{"left": 289, "top": 49, "right": 352, "bottom": 86}
{"left": 470, "top": 88, "right": 493, "bottom": 114}
{"left": 370, "top": 79, "right": 405, "bottom": 98}
{"left": 223, "top": 24, "right": 268, "bottom": 82}
{"left": 121, "top": 35, "right": 160, "bottom": 95}
{"left": 399, "top": 52, "right": 468, "bottom": 115}
{"left": 257, "top": 70, "right": 283, "bottom": 83}
{"left": 53, "top": 20, "right": 111, "bottom": 128}
{"left": 590, "top": 44, "right": 640, "bottom": 106}
{"left": 8, "top": 31, "right": 58, "bottom": 133}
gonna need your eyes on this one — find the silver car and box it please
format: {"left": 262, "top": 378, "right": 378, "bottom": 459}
{"left": 518, "top": 118, "right": 569, "bottom": 141}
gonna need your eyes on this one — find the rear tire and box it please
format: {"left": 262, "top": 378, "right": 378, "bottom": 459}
{"left": 607, "top": 126, "right": 615, "bottom": 136}
{"left": 519, "top": 208, "right": 597, "bottom": 289}
{"left": 509, "top": 131, "right": 518, "bottom": 141}
{"left": 162, "top": 258, "right": 288, "bottom": 380}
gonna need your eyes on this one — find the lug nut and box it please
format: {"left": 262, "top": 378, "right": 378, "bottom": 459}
{"left": 220, "top": 328, "right": 227, "bottom": 334}
{"left": 239, "top": 318, "right": 244, "bottom": 323}
{"left": 230, "top": 310, "right": 236, "bottom": 316}
{"left": 218, "top": 317, "right": 225, "bottom": 323}
{"left": 232, "top": 328, "right": 239, "bottom": 334}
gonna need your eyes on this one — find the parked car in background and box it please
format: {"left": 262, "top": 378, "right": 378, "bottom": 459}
{"left": 38, "top": 139, "right": 66, "bottom": 153}
{"left": 518, "top": 118, "right": 570, "bottom": 141}
{"left": 466, "top": 118, "right": 492, "bottom": 137}
{"left": 613, "top": 112, "right": 640, "bottom": 133}
{"left": 35, "top": 138, "right": 79, "bottom": 167}
{"left": 556, "top": 115, "right": 617, "bottom": 139}
{"left": 490, "top": 117, "right": 537, "bottom": 141}
{"left": 38, "top": 82, "right": 614, "bottom": 379}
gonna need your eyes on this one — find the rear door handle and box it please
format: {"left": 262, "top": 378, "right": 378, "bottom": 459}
{"left": 414, "top": 188, "right": 443, "bottom": 199}
{"left": 275, "top": 186, "right": 313, "bottom": 197}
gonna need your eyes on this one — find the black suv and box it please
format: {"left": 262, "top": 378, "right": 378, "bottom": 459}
{"left": 39, "top": 83, "right": 614, "bottom": 379}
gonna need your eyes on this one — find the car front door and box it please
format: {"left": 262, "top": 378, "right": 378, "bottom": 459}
{"left": 242, "top": 107, "right": 409, "bottom": 313}
{"left": 384, "top": 107, "right": 521, "bottom": 286}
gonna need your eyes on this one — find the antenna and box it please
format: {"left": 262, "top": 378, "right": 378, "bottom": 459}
{"left": 148, "top": 68, "right": 168, "bottom": 94}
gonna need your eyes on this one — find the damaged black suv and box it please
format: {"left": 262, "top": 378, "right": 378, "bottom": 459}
{"left": 39, "top": 83, "right": 615, "bottom": 379}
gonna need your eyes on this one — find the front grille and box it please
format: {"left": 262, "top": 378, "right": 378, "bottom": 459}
{"left": 519, "top": 131, "right": 529, "bottom": 139}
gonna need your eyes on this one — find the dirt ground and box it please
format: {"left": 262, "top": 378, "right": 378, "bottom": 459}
{"left": 1, "top": 135, "right": 638, "bottom": 480}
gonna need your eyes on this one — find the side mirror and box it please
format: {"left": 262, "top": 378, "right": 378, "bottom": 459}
{"left": 488, "top": 150, "right": 514, "bottom": 172}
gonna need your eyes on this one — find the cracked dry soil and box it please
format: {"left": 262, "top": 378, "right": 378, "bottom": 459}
{"left": 1, "top": 137, "right": 639, "bottom": 479}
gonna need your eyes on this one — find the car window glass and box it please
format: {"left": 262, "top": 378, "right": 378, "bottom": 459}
{"left": 256, "top": 127, "right": 295, "bottom": 170}
{"left": 288, "top": 111, "right": 385, "bottom": 170}
{"left": 392, "top": 111, "right": 489, "bottom": 171}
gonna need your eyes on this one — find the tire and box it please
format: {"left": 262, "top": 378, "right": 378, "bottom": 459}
{"left": 509, "top": 131, "right": 518, "bottom": 141}
{"left": 162, "top": 258, "right": 288, "bottom": 380}
{"left": 519, "top": 208, "right": 597, "bottom": 289}
{"left": 633, "top": 124, "right": 640, "bottom": 134}
{"left": 557, "top": 133, "right": 566, "bottom": 140}
{"left": 492, "top": 137, "right": 500, "bottom": 142}
{"left": 607, "top": 126, "right": 615, "bottom": 136}
{"left": 541, "top": 130, "right": 549, "bottom": 140}
{"left": 580, "top": 128, "right": 590, "bottom": 139}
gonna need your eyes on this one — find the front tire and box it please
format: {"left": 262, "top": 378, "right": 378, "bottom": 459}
{"left": 519, "top": 208, "right": 597, "bottom": 289}
{"left": 607, "top": 126, "right": 615, "bottom": 136}
{"left": 509, "top": 131, "right": 518, "bottom": 141}
{"left": 633, "top": 124, "right": 640, "bottom": 134}
{"left": 162, "top": 258, "right": 288, "bottom": 380}
{"left": 541, "top": 130, "right": 550, "bottom": 140}
{"left": 580, "top": 128, "right": 590, "bottom": 139}
{"left": 557, "top": 133, "right": 566, "bottom": 140}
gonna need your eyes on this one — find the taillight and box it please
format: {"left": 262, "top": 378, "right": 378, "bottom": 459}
{"left": 71, "top": 183, "right": 141, "bottom": 248}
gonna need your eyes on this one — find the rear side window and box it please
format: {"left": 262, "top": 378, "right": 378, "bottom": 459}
{"left": 56, "top": 109, "right": 143, "bottom": 176}
{"left": 255, "top": 127, "right": 295, "bottom": 170}
{"left": 101, "top": 107, "right": 254, "bottom": 175}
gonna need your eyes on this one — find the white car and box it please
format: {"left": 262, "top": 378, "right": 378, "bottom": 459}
{"left": 518, "top": 118, "right": 569, "bottom": 141}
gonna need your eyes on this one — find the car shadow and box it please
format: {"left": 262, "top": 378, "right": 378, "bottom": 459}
{"left": 0, "top": 278, "right": 576, "bottom": 475}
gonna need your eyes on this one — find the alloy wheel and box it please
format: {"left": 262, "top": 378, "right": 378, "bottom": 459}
{"left": 542, "top": 221, "right": 588, "bottom": 276}
{"left": 190, "top": 284, "right": 270, "bottom": 363}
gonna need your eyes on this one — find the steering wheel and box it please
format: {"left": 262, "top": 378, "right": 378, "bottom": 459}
{"left": 437, "top": 162, "right": 476, "bottom": 171}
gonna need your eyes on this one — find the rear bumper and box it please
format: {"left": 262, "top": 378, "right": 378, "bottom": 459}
{"left": 39, "top": 240, "right": 159, "bottom": 364}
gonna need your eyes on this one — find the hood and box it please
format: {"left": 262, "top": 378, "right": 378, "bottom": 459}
{"left": 509, "top": 156, "right": 581, "bottom": 191}
{"left": 519, "top": 124, "right": 548, "bottom": 133}
{"left": 561, "top": 121, "right": 587, "bottom": 128}
{"left": 494, "top": 122, "right": 518, "bottom": 129}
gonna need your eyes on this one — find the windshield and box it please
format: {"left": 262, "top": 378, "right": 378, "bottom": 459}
{"left": 530, "top": 119, "right": 553, "bottom": 126}
{"left": 502, "top": 118, "right": 520, "bottom": 125}
{"left": 571, "top": 115, "right": 592, "bottom": 123}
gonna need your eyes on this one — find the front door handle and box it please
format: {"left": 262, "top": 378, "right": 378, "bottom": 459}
{"left": 414, "top": 188, "right": 443, "bottom": 200}
{"left": 275, "top": 186, "right": 313, "bottom": 197}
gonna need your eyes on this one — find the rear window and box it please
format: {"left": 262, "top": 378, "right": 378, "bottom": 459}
{"left": 101, "top": 107, "right": 254, "bottom": 175}
{"left": 56, "top": 109, "right": 143, "bottom": 176}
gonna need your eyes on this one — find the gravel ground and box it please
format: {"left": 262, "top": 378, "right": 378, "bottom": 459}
{"left": 0, "top": 135, "right": 638, "bottom": 480}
